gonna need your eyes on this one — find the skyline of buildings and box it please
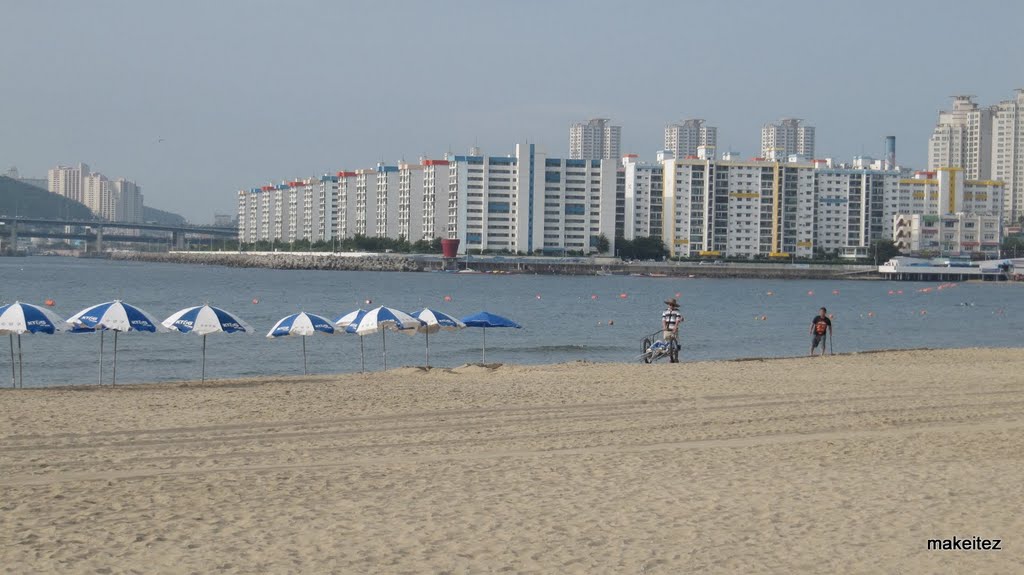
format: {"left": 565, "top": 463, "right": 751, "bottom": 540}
{"left": 47, "top": 163, "right": 144, "bottom": 223}
{"left": 664, "top": 119, "right": 717, "bottom": 160}
{"left": 928, "top": 90, "right": 1024, "bottom": 223}
{"left": 237, "top": 140, "right": 1005, "bottom": 260}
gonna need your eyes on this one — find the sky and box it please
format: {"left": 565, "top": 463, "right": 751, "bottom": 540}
{"left": 2, "top": 0, "right": 1022, "bottom": 222}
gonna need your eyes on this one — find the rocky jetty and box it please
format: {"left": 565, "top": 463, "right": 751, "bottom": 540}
{"left": 110, "top": 251, "right": 421, "bottom": 272}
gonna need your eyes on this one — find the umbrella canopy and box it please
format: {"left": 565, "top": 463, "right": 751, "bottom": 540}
{"left": 334, "top": 309, "right": 367, "bottom": 331}
{"left": 162, "top": 305, "right": 252, "bottom": 335}
{"left": 67, "top": 299, "right": 168, "bottom": 386}
{"left": 414, "top": 309, "right": 466, "bottom": 334}
{"left": 413, "top": 309, "right": 466, "bottom": 368}
{"left": 162, "top": 305, "right": 253, "bottom": 383}
{"left": 0, "top": 301, "right": 69, "bottom": 335}
{"left": 68, "top": 300, "right": 168, "bottom": 333}
{"left": 267, "top": 312, "right": 336, "bottom": 338}
{"left": 267, "top": 311, "right": 336, "bottom": 376}
{"left": 460, "top": 311, "right": 521, "bottom": 364}
{"left": 351, "top": 306, "right": 421, "bottom": 336}
{"left": 461, "top": 311, "right": 521, "bottom": 329}
{"left": 350, "top": 306, "right": 422, "bottom": 370}
{"left": 0, "top": 302, "right": 69, "bottom": 388}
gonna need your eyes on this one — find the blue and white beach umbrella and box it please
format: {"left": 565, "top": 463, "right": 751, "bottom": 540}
{"left": 162, "top": 305, "right": 253, "bottom": 383}
{"left": 0, "top": 301, "right": 70, "bottom": 388}
{"left": 68, "top": 300, "right": 168, "bottom": 385}
{"left": 460, "top": 311, "right": 522, "bottom": 364}
{"left": 350, "top": 306, "right": 422, "bottom": 370}
{"left": 267, "top": 311, "right": 336, "bottom": 375}
{"left": 413, "top": 309, "right": 465, "bottom": 367}
{"left": 334, "top": 309, "right": 368, "bottom": 373}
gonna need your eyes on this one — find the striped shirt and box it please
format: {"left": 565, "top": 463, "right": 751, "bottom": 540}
{"left": 662, "top": 309, "right": 682, "bottom": 330}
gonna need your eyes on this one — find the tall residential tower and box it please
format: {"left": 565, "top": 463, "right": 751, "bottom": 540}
{"left": 569, "top": 118, "right": 621, "bottom": 160}
{"left": 664, "top": 119, "right": 717, "bottom": 159}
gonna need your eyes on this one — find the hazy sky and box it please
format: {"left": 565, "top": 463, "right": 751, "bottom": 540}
{"left": 3, "top": 0, "right": 1022, "bottom": 222}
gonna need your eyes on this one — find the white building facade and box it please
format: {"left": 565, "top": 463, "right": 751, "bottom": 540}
{"left": 569, "top": 118, "right": 621, "bottom": 160}
{"left": 992, "top": 89, "right": 1024, "bottom": 222}
{"left": 761, "top": 119, "right": 815, "bottom": 160}
{"left": 664, "top": 119, "right": 717, "bottom": 160}
{"left": 928, "top": 95, "right": 993, "bottom": 180}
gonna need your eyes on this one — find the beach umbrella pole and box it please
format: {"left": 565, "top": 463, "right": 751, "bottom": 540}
{"left": 202, "top": 334, "right": 207, "bottom": 383}
{"left": 426, "top": 330, "right": 430, "bottom": 368}
{"left": 302, "top": 336, "right": 307, "bottom": 376}
{"left": 382, "top": 329, "right": 387, "bottom": 371}
{"left": 17, "top": 334, "right": 23, "bottom": 389}
{"left": 482, "top": 327, "right": 486, "bottom": 364}
{"left": 98, "top": 330, "right": 104, "bottom": 386}
{"left": 359, "top": 336, "right": 365, "bottom": 373}
{"left": 9, "top": 334, "right": 14, "bottom": 389}
{"left": 112, "top": 331, "right": 118, "bottom": 385}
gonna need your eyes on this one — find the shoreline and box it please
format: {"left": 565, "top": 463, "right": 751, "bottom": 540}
{"left": 106, "top": 250, "right": 882, "bottom": 280}
{"left": 3, "top": 347, "right": 1022, "bottom": 573}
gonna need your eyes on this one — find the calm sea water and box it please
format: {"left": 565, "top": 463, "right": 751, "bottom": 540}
{"left": 1, "top": 256, "right": 1021, "bottom": 388}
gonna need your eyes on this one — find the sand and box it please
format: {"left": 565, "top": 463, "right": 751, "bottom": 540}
{"left": 2, "top": 348, "right": 1023, "bottom": 574}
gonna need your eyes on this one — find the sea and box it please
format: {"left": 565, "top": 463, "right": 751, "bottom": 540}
{"left": 1, "top": 256, "right": 1021, "bottom": 388}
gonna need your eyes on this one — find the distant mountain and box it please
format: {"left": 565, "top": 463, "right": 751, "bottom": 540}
{"left": 143, "top": 205, "right": 188, "bottom": 225}
{"left": 0, "top": 176, "right": 95, "bottom": 220}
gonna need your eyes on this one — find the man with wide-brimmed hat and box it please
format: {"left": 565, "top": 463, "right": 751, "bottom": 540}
{"left": 662, "top": 298, "right": 683, "bottom": 363}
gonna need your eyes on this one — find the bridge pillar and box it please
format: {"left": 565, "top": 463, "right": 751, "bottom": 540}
{"left": 7, "top": 222, "right": 16, "bottom": 254}
{"left": 172, "top": 231, "right": 186, "bottom": 250}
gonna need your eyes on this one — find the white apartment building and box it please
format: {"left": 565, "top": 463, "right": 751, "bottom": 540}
{"left": 761, "top": 119, "right": 815, "bottom": 160}
{"left": 539, "top": 156, "right": 616, "bottom": 254}
{"left": 449, "top": 151, "right": 525, "bottom": 254}
{"left": 893, "top": 213, "right": 1002, "bottom": 256}
{"left": 374, "top": 165, "right": 400, "bottom": 239}
{"left": 420, "top": 159, "right": 449, "bottom": 241}
{"left": 664, "top": 119, "right": 717, "bottom": 160}
{"left": 812, "top": 165, "right": 898, "bottom": 256}
{"left": 622, "top": 155, "right": 664, "bottom": 240}
{"left": 569, "top": 118, "right": 621, "bottom": 160}
{"left": 928, "top": 95, "right": 993, "bottom": 180}
{"left": 111, "top": 178, "right": 144, "bottom": 223}
{"left": 238, "top": 189, "right": 260, "bottom": 243}
{"left": 82, "top": 173, "right": 121, "bottom": 221}
{"left": 317, "top": 174, "right": 338, "bottom": 242}
{"left": 47, "top": 163, "right": 89, "bottom": 204}
{"left": 992, "top": 89, "right": 1024, "bottom": 222}
{"left": 336, "top": 172, "right": 357, "bottom": 239}
{"left": 662, "top": 158, "right": 817, "bottom": 259}
{"left": 397, "top": 162, "right": 425, "bottom": 242}
{"left": 353, "top": 169, "right": 376, "bottom": 237}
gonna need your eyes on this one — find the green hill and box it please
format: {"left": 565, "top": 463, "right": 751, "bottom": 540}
{"left": 143, "top": 205, "right": 188, "bottom": 225}
{"left": 0, "top": 176, "right": 95, "bottom": 220}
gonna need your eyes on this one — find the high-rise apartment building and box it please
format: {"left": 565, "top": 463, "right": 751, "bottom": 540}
{"left": 48, "top": 163, "right": 90, "bottom": 204}
{"left": 761, "top": 119, "right": 815, "bottom": 160}
{"left": 569, "top": 118, "right": 621, "bottom": 160}
{"left": 111, "top": 178, "right": 144, "bottom": 223}
{"left": 991, "top": 89, "right": 1024, "bottom": 222}
{"left": 927, "top": 95, "right": 993, "bottom": 180}
{"left": 664, "top": 119, "right": 717, "bottom": 160}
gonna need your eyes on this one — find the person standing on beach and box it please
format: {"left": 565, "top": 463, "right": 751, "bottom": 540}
{"left": 662, "top": 298, "right": 683, "bottom": 363}
{"left": 810, "top": 307, "right": 832, "bottom": 356}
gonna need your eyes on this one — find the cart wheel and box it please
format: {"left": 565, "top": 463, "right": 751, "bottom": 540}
{"left": 641, "top": 338, "right": 652, "bottom": 363}
{"left": 670, "top": 339, "right": 680, "bottom": 363}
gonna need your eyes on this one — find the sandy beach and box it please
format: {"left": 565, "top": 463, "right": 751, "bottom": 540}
{"left": 2, "top": 348, "right": 1022, "bottom": 574}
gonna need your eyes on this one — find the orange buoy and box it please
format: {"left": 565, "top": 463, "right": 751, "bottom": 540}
{"left": 675, "top": 292, "right": 681, "bottom": 298}
{"left": 867, "top": 311, "right": 875, "bottom": 317}
{"left": 766, "top": 291, "right": 774, "bottom": 296}
{"left": 443, "top": 295, "right": 452, "bottom": 302}
{"left": 832, "top": 289, "right": 840, "bottom": 295}
{"left": 44, "top": 298, "right": 56, "bottom": 307}
{"left": 897, "top": 290, "right": 903, "bottom": 295}
{"left": 619, "top": 293, "right": 627, "bottom": 299}
{"left": 591, "top": 294, "right": 598, "bottom": 300}
{"left": 251, "top": 298, "right": 259, "bottom": 304}
{"left": 761, "top": 315, "right": 767, "bottom": 321}
{"left": 807, "top": 290, "right": 814, "bottom": 296}
{"left": 920, "top": 310, "right": 927, "bottom": 316}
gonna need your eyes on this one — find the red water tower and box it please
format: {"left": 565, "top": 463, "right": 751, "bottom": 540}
{"left": 441, "top": 238, "right": 460, "bottom": 259}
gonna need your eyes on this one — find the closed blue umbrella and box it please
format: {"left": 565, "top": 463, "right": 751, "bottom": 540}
{"left": 460, "top": 311, "right": 522, "bottom": 364}
{"left": 0, "top": 301, "right": 70, "bottom": 388}
{"left": 350, "top": 306, "right": 422, "bottom": 370}
{"left": 267, "top": 311, "right": 336, "bottom": 375}
{"left": 413, "top": 309, "right": 465, "bottom": 367}
{"left": 67, "top": 300, "right": 168, "bottom": 385}
{"left": 334, "top": 309, "right": 367, "bottom": 373}
{"left": 162, "top": 304, "right": 253, "bottom": 383}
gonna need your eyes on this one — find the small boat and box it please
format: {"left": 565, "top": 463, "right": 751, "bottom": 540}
{"left": 457, "top": 268, "right": 482, "bottom": 274}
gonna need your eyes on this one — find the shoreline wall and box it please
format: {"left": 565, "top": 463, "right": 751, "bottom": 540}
{"left": 109, "top": 251, "right": 881, "bottom": 279}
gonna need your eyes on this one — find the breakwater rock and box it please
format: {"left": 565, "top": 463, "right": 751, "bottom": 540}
{"left": 111, "top": 251, "right": 421, "bottom": 272}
